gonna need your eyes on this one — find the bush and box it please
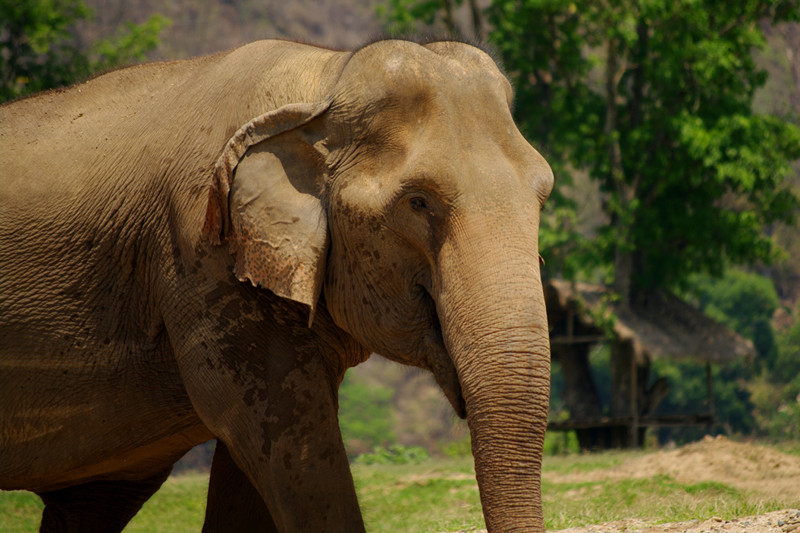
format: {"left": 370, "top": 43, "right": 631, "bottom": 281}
{"left": 691, "top": 270, "right": 779, "bottom": 367}
{"left": 543, "top": 430, "right": 580, "bottom": 455}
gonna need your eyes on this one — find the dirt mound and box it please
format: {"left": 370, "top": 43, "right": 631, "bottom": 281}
{"left": 551, "top": 435, "right": 800, "bottom": 504}
{"left": 609, "top": 435, "right": 800, "bottom": 503}
{"left": 553, "top": 508, "right": 800, "bottom": 533}
{"left": 545, "top": 436, "right": 800, "bottom": 533}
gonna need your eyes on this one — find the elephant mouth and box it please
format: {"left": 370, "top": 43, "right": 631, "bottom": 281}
{"left": 430, "top": 351, "right": 466, "bottom": 419}
{"left": 423, "top": 291, "right": 467, "bottom": 419}
{"left": 448, "top": 377, "right": 467, "bottom": 419}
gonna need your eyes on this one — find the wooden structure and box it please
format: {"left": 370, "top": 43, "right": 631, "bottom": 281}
{"left": 544, "top": 279, "right": 755, "bottom": 449}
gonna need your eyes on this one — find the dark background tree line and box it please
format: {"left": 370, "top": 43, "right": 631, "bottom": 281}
{"left": 2, "top": 0, "right": 799, "bottom": 455}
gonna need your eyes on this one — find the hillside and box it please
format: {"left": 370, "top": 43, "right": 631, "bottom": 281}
{"left": 77, "top": 0, "right": 381, "bottom": 57}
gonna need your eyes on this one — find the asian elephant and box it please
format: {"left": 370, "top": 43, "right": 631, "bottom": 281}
{"left": 0, "top": 38, "right": 553, "bottom": 532}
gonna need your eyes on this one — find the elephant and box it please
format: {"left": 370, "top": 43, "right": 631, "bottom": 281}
{"left": 0, "top": 37, "right": 554, "bottom": 532}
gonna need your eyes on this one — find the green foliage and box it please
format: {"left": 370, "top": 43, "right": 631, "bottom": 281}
{"left": 542, "top": 449, "right": 631, "bottom": 474}
{"left": 692, "top": 270, "right": 779, "bottom": 364}
{"left": 656, "top": 271, "right": 800, "bottom": 441}
{"left": 752, "top": 302, "right": 800, "bottom": 441}
{"left": 775, "top": 302, "right": 800, "bottom": 377}
{"left": 749, "top": 372, "right": 800, "bottom": 441}
{"left": 542, "top": 471, "right": 781, "bottom": 530}
{"left": 543, "top": 428, "right": 580, "bottom": 455}
{"left": 354, "top": 444, "right": 431, "bottom": 465}
{"left": 652, "top": 358, "right": 754, "bottom": 440}
{"left": 376, "top": 0, "right": 485, "bottom": 38}
{"left": 89, "top": 15, "right": 171, "bottom": 73}
{"left": 0, "top": 0, "right": 169, "bottom": 102}
{"left": 376, "top": 0, "right": 442, "bottom": 35}
{"left": 486, "top": 0, "right": 800, "bottom": 293}
{"left": 338, "top": 372, "right": 396, "bottom": 457}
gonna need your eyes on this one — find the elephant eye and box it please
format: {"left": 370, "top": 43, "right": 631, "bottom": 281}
{"left": 409, "top": 196, "right": 428, "bottom": 212}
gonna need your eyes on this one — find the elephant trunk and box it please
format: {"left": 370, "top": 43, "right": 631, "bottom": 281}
{"left": 435, "top": 222, "right": 550, "bottom": 532}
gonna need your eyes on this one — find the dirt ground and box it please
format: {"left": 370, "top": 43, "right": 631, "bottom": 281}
{"left": 552, "top": 508, "right": 800, "bottom": 532}
{"left": 454, "top": 436, "right": 800, "bottom": 533}
{"left": 551, "top": 435, "right": 800, "bottom": 533}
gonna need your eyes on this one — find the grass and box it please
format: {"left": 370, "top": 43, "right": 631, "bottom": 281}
{"left": 0, "top": 474, "right": 208, "bottom": 533}
{"left": 541, "top": 474, "right": 783, "bottom": 530}
{"left": 352, "top": 456, "right": 484, "bottom": 532}
{"left": 0, "top": 445, "right": 796, "bottom": 532}
{"left": 0, "top": 490, "right": 42, "bottom": 533}
{"left": 125, "top": 473, "right": 208, "bottom": 532}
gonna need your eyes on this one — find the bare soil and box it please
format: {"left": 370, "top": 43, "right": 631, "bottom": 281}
{"left": 553, "top": 509, "right": 800, "bottom": 533}
{"left": 551, "top": 436, "right": 800, "bottom": 533}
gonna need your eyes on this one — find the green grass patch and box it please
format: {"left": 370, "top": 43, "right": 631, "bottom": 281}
{"left": 542, "top": 449, "right": 638, "bottom": 475}
{"left": 773, "top": 440, "right": 800, "bottom": 458}
{"left": 543, "top": 473, "right": 781, "bottom": 530}
{"left": 125, "top": 473, "right": 208, "bottom": 532}
{"left": 352, "top": 456, "right": 484, "bottom": 532}
{"left": 0, "top": 490, "right": 43, "bottom": 533}
{"left": 0, "top": 473, "right": 208, "bottom": 533}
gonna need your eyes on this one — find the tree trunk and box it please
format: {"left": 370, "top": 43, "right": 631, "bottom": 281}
{"left": 604, "top": 35, "right": 636, "bottom": 308}
{"left": 467, "top": 0, "right": 484, "bottom": 41}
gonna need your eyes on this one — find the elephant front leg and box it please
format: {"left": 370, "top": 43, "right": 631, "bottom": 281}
{"left": 181, "top": 346, "right": 364, "bottom": 533}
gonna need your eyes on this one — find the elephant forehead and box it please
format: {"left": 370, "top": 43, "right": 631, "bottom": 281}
{"left": 334, "top": 40, "right": 510, "bottom": 117}
{"left": 327, "top": 40, "right": 552, "bottom": 208}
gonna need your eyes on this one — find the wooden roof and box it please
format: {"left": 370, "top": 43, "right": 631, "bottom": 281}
{"left": 544, "top": 279, "right": 755, "bottom": 365}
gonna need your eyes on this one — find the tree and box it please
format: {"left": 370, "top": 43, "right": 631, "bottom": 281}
{"left": 0, "top": 0, "right": 169, "bottom": 103}
{"left": 377, "top": 0, "right": 484, "bottom": 40}
{"left": 486, "top": 0, "right": 800, "bottom": 303}
{"left": 692, "top": 270, "right": 780, "bottom": 366}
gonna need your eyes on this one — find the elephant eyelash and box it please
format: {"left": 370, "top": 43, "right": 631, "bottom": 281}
{"left": 409, "top": 197, "right": 428, "bottom": 211}
{"left": 409, "top": 196, "right": 437, "bottom": 218}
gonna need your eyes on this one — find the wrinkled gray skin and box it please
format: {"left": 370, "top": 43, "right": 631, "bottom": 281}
{"left": 0, "top": 39, "right": 553, "bottom": 532}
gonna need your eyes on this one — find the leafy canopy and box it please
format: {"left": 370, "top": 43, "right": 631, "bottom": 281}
{"left": 0, "top": 0, "right": 169, "bottom": 102}
{"left": 488, "top": 0, "right": 800, "bottom": 293}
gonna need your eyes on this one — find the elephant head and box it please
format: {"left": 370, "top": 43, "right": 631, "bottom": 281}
{"left": 203, "top": 40, "right": 553, "bottom": 531}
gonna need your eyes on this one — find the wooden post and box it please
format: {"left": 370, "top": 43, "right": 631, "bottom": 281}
{"left": 706, "top": 362, "right": 714, "bottom": 434}
{"left": 567, "top": 308, "right": 574, "bottom": 340}
{"left": 629, "top": 352, "right": 638, "bottom": 447}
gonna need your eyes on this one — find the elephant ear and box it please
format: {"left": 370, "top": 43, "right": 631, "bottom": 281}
{"left": 203, "top": 102, "right": 331, "bottom": 324}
